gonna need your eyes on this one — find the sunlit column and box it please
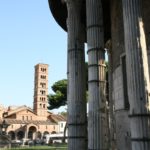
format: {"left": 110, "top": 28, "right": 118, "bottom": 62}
{"left": 122, "top": 0, "right": 150, "bottom": 149}
{"left": 86, "top": 0, "right": 108, "bottom": 149}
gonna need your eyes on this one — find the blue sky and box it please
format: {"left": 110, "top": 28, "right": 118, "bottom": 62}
{"left": 0, "top": 1, "right": 68, "bottom": 111}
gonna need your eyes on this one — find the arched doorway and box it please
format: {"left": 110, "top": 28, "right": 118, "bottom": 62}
{"left": 43, "top": 131, "right": 49, "bottom": 136}
{"left": 51, "top": 131, "right": 56, "bottom": 134}
{"left": 8, "top": 131, "right": 15, "bottom": 140}
{"left": 28, "top": 126, "right": 37, "bottom": 140}
{"left": 36, "top": 131, "right": 42, "bottom": 139}
{"left": 17, "top": 131, "right": 24, "bottom": 140}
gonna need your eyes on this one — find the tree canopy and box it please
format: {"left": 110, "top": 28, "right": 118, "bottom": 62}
{"left": 47, "top": 79, "right": 67, "bottom": 110}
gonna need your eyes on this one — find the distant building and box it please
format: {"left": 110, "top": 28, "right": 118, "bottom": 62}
{"left": 48, "top": 113, "right": 67, "bottom": 134}
{"left": 0, "top": 63, "right": 66, "bottom": 141}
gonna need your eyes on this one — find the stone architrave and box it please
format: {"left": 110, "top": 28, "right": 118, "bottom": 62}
{"left": 66, "top": 0, "right": 87, "bottom": 150}
{"left": 122, "top": 0, "right": 150, "bottom": 149}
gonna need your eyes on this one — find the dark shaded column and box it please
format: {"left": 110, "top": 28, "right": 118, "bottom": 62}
{"left": 106, "top": 41, "right": 116, "bottom": 150}
{"left": 122, "top": 0, "right": 150, "bottom": 149}
{"left": 66, "top": 0, "right": 87, "bottom": 150}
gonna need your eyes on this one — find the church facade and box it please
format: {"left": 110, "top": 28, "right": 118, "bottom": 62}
{"left": 0, "top": 63, "right": 66, "bottom": 141}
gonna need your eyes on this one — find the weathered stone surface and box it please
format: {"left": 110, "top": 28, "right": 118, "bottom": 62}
{"left": 66, "top": 1, "right": 87, "bottom": 150}
{"left": 115, "top": 110, "right": 131, "bottom": 150}
{"left": 86, "top": 0, "right": 109, "bottom": 149}
{"left": 122, "top": 0, "right": 150, "bottom": 149}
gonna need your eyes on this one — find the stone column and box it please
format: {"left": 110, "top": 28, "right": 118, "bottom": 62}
{"left": 106, "top": 41, "right": 116, "bottom": 150}
{"left": 122, "top": 0, "right": 150, "bottom": 149}
{"left": 86, "top": 0, "right": 108, "bottom": 149}
{"left": 15, "top": 132, "right": 17, "bottom": 140}
{"left": 24, "top": 126, "right": 28, "bottom": 140}
{"left": 66, "top": 0, "right": 87, "bottom": 150}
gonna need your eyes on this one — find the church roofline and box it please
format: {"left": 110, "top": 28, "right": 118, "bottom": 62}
{"left": 4, "top": 106, "right": 36, "bottom": 118}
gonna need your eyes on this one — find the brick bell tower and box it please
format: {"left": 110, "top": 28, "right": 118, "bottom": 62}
{"left": 33, "top": 63, "right": 49, "bottom": 119}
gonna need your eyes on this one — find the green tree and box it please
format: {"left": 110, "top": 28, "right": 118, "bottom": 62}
{"left": 48, "top": 62, "right": 88, "bottom": 110}
{"left": 47, "top": 79, "right": 67, "bottom": 110}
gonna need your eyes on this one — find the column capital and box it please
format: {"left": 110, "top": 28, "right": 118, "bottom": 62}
{"left": 66, "top": 0, "right": 82, "bottom": 9}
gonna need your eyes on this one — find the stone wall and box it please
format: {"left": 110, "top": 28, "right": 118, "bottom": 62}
{"left": 113, "top": 66, "right": 124, "bottom": 110}
{"left": 115, "top": 110, "right": 131, "bottom": 150}
{"left": 111, "top": 0, "right": 125, "bottom": 71}
{"left": 112, "top": 66, "right": 131, "bottom": 150}
{"left": 111, "top": 1, "right": 131, "bottom": 149}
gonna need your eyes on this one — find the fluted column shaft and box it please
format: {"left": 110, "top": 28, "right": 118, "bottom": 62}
{"left": 86, "top": 0, "right": 108, "bottom": 149}
{"left": 107, "top": 47, "right": 116, "bottom": 149}
{"left": 66, "top": 1, "right": 87, "bottom": 150}
{"left": 122, "top": 0, "right": 150, "bottom": 149}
